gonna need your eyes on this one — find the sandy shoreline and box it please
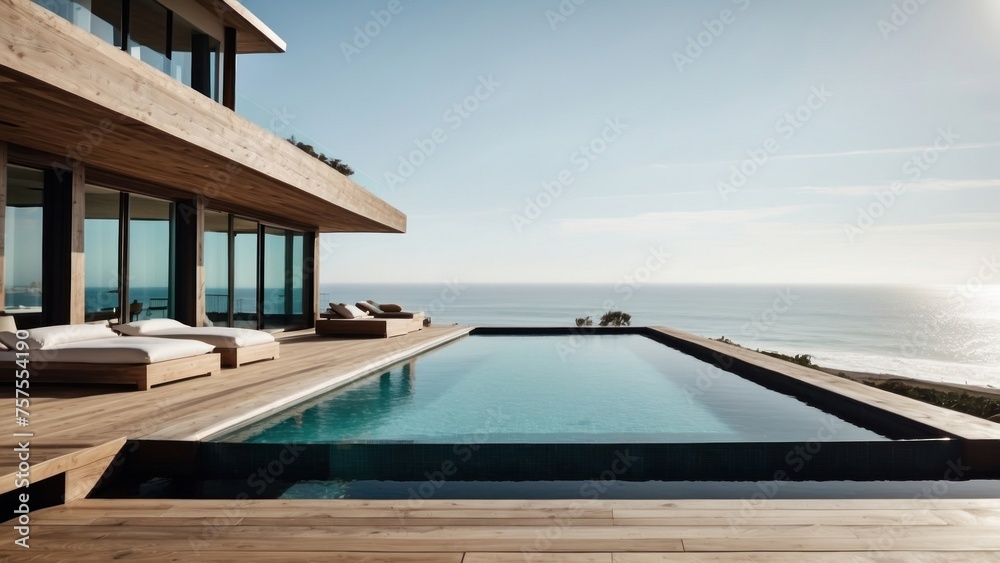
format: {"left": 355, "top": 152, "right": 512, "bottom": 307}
{"left": 818, "top": 366, "right": 1000, "bottom": 400}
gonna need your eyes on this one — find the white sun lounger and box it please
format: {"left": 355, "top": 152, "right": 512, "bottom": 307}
{"left": 0, "top": 323, "right": 219, "bottom": 390}
{"left": 116, "top": 319, "right": 280, "bottom": 368}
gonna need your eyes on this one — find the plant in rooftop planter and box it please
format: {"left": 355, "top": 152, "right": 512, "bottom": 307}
{"left": 599, "top": 311, "right": 631, "bottom": 327}
{"left": 288, "top": 136, "right": 355, "bottom": 176}
{"left": 575, "top": 316, "right": 593, "bottom": 327}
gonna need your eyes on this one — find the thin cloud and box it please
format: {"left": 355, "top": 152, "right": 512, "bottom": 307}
{"left": 558, "top": 205, "right": 813, "bottom": 235}
{"left": 799, "top": 178, "right": 1000, "bottom": 196}
{"left": 645, "top": 141, "right": 1000, "bottom": 170}
{"left": 773, "top": 141, "right": 1000, "bottom": 161}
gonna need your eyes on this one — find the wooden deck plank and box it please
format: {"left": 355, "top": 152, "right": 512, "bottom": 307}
{"left": 3, "top": 497, "right": 1000, "bottom": 558}
{"left": 466, "top": 555, "right": 613, "bottom": 563}
{"left": 683, "top": 532, "right": 1000, "bottom": 552}
{"left": 13, "top": 552, "right": 463, "bottom": 562}
{"left": 613, "top": 554, "right": 1000, "bottom": 562}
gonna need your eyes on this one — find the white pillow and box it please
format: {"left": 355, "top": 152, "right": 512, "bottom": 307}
{"left": 13, "top": 323, "right": 119, "bottom": 350}
{"left": 344, "top": 305, "right": 368, "bottom": 318}
{"left": 328, "top": 303, "right": 354, "bottom": 319}
{"left": 117, "top": 318, "right": 189, "bottom": 336}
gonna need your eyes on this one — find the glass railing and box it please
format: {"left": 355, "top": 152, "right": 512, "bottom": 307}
{"left": 33, "top": 0, "right": 221, "bottom": 103}
{"left": 235, "top": 97, "right": 395, "bottom": 202}
{"left": 34, "top": 0, "right": 123, "bottom": 47}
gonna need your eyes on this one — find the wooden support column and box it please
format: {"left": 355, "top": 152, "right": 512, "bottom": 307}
{"left": 174, "top": 197, "right": 205, "bottom": 326}
{"left": 307, "top": 231, "right": 319, "bottom": 328}
{"left": 190, "top": 33, "right": 212, "bottom": 99}
{"left": 0, "top": 142, "right": 7, "bottom": 312}
{"left": 69, "top": 163, "right": 86, "bottom": 324}
{"left": 223, "top": 27, "right": 237, "bottom": 111}
{"left": 41, "top": 165, "right": 75, "bottom": 326}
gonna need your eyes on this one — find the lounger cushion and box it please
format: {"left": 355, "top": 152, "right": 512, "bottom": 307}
{"left": 328, "top": 303, "right": 356, "bottom": 319}
{"left": 344, "top": 305, "right": 369, "bottom": 318}
{"left": 356, "top": 302, "right": 382, "bottom": 315}
{"left": 0, "top": 332, "right": 18, "bottom": 349}
{"left": 138, "top": 327, "right": 275, "bottom": 349}
{"left": 371, "top": 301, "right": 403, "bottom": 313}
{"left": 35, "top": 336, "right": 214, "bottom": 364}
{"left": 115, "top": 318, "right": 187, "bottom": 336}
{"left": 0, "top": 323, "right": 119, "bottom": 350}
{"left": 118, "top": 319, "right": 276, "bottom": 348}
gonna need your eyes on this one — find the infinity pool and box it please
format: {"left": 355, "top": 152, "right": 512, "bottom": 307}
{"left": 219, "top": 334, "right": 886, "bottom": 443}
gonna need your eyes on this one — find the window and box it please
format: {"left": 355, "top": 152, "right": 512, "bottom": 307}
{"left": 128, "top": 0, "right": 169, "bottom": 73}
{"left": 128, "top": 194, "right": 174, "bottom": 320}
{"left": 168, "top": 13, "right": 196, "bottom": 88}
{"left": 35, "top": 0, "right": 123, "bottom": 47}
{"left": 233, "top": 217, "right": 258, "bottom": 329}
{"left": 3, "top": 166, "right": 44, "bottom": 314}
{"left": 84, "top": 185, "right": 122, "bottom": 321}
{"left": 204, "top": 210, "right": 230, "bottom": 326}
{"left": 263, "top": 227, "right": 308, "bottom": 330}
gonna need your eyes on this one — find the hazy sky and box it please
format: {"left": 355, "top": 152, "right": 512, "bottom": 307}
{"left": 239, "top": 0, "right": 1000, "bottom": 285}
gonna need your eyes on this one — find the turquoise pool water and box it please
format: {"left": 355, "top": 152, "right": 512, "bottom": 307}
{"left": 221, "top": 335, "right": 886, "bottom": 443}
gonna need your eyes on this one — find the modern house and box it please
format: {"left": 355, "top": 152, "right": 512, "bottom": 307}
{"left": 0, "top": 0, "right": 404, "bottom": 331}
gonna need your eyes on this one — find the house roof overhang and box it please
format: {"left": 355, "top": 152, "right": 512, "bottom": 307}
{"left": 190, "top": 0, "right": 287, "bottom": 54}
{"left": 0, "top": 0, "right": 403, "bottom": 234}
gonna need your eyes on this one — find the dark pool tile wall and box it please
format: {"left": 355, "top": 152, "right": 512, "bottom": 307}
{"left": 114, "top": 439, "right": 993, "bottom": 486}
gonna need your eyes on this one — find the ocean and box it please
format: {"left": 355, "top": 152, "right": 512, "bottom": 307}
{"left": 320, "top": 282, "right": 1000, "bottom": 390}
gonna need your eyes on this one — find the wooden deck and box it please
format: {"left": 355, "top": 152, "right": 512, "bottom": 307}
{"left": 3, "top": 498, "right": 1000, "bottom": 560}
{"left": 3, "top": 325, "right": 1000, "bottom": 560}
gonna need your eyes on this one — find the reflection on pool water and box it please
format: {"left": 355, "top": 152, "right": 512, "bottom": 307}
{"left": 220, "top": 335, "right": 886, "bottom": 443}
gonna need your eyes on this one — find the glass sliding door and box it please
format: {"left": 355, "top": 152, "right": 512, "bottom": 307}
{"left": 232, "top": 217, "right": 258, "bottom": 329}
{"left": 291, "top": 232, "right": 305, "bottom": 325}
{"left": 84, "top": 185, "right": 121, "bottom": 322}
{"left": 262, "top": 227, "right": 308, "bottom": 330}
{"left": 128, "top": 194, "right": 174, "bottom": 321}
{"left": 3, "top": 166, "right": 44, "bottom": 315}
{"left": 204, "top": 210, "right": 230, "bottom": 326}
{"left": 262, "top": 227, "right": 286, "bottom": 330}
